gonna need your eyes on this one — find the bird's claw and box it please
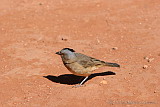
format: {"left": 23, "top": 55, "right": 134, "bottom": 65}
{"left": 72, "top": 84, "right": 86, "bottom": 88}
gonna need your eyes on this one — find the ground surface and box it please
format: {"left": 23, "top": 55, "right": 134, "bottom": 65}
{"left": 0, "top": 0, "right": 160, "bottom": 107}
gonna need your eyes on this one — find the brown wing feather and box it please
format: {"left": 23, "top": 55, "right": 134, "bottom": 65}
{"left": 75, "top": 53, "right": 106, "bottom": 68}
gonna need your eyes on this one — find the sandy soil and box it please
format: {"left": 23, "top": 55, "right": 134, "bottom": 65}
{"left": 0, "top": 0, "right": 160, "bottom": 107}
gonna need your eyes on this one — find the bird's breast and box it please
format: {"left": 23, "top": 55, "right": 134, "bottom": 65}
{"left": 64, "top": 62, "right": 92, "bottom": 76}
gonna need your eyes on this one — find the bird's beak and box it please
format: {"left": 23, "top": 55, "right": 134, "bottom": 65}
{"left": 55, "top": 51, "right": 61, "bottom": 55}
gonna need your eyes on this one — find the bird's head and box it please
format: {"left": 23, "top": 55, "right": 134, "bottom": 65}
{"left": 55, "top": 48, "right": 75, "bottom": 56}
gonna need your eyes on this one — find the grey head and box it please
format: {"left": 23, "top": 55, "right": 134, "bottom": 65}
{"left": 55, "top": 48, "right": 76, "bottom": 62}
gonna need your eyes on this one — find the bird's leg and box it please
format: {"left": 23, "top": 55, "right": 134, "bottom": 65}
{"left": 72, "top": 76, "right": 88, "bottom": 88}
{"left": 79, "top": 76, "right": 88, "bottom": 85}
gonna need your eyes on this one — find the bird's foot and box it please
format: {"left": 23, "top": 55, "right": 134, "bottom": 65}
{"left": 72, "top": 84, "right": 86, "bottom": 88}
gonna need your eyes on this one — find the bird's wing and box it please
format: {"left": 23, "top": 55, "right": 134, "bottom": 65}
{"left": 75, "top": 53, "right": 106, "bottom": 68}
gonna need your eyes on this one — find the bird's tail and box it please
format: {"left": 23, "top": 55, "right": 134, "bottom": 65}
{"left": 105, "top": 62, "right": 120, "bottom": 67}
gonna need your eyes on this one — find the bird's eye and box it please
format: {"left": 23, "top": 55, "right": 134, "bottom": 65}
{"left": 59, "top": 52, "right": 63, "bottom": 55}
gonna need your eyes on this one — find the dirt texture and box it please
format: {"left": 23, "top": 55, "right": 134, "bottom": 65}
{"left": 0, "top": 0, "right": 160, "bottom": 107}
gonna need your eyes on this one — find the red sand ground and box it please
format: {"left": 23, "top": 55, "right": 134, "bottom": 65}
{"left": 0, "top": 0, "right": 160, "bottom": 107}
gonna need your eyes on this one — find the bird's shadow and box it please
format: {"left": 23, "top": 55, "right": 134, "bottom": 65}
{"left": 43, "top": 71, "right": 116, "bottom": 85}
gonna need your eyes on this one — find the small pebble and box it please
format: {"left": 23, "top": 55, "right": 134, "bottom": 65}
{"left": 100, "top": 80, "right": 107, "bottom": 84}
{"left": 96, "top": 38, "right": 100, "bottom": 43}
{"left": 143, "top": 65, "right": 148, "bottom": 69}
{"left": 61, "top": 38, "right": 68, "bottom": 41}
{"left": 144, "top": 56, "right": 154, "bottom": 62}
{"left": 112, "top": 47, "right": 118, "bottom": 50}
{"left": 148, "top": 58, "right": 154, "bottom": 62}
{"left": 96, "top": 4, "right": 100, "bottom": 7}
{"left": 4, "top": 65, "right": 7, "bottom": 68}
{"left": 144, "top": 56, "right": 149, "bottom": 60}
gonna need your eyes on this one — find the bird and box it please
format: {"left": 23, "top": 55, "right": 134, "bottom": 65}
{"left": 56, "top": 48, "right": 120, "bottom": 87}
